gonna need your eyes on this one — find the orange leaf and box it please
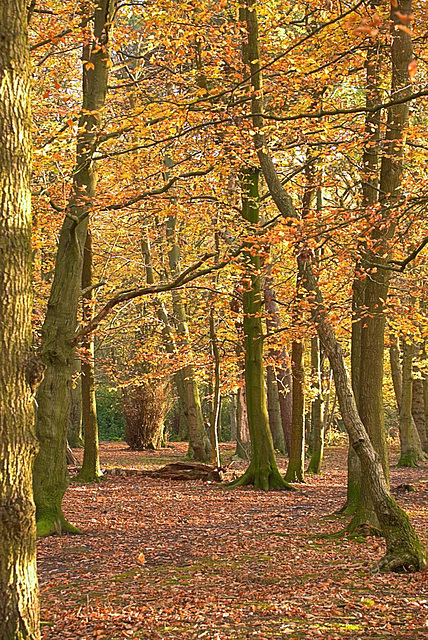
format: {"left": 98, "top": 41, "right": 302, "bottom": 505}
{"left": 408, "top": 59, "right": 417, "bottom": 81}
{"left": 396, "top": 24, "right": 413, "bottom": 36}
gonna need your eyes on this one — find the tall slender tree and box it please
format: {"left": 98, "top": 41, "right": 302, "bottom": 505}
{"left": 228, "top": 169, "right": 293, "bottom": 490}
{"left": 33, "top": 0, "right": 116, "bottom": 536}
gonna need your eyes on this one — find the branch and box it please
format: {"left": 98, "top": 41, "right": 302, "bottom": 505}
{"left": 30, "top": 14, "right": 92, "bottom": 51}
{"left": 81, "top": 281, "right": 107, "bottom": 297}
{"left": 252, "top": 88, "right": 428, "bottom": 123}
{"left": 101, "top": 165, "right": 214, "bottom": 211}
{"left": 73, "top": 246, "right": 243, "bottom": 343}
{"left": 95, "top": 118, "right": 231, "bottom": 159}
{"left": 389, "top": 236, "right": 428, "bottom": 271}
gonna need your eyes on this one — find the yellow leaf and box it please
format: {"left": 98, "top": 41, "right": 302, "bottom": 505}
{"left": 137, "top": 552, "right": 146, "bottom": 565}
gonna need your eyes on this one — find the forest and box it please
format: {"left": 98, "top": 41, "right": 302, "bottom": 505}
{"left": 0, "top": 0, "right": 427, "bottom": 638}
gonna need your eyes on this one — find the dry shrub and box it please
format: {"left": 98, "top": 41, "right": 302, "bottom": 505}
{"left": 123, "top": 378, "right": 170, "bottom": 450}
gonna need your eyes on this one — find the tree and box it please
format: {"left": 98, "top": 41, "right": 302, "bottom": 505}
{"left": 33, "top": 0, "right": 116, "bottom": 536}
{"left": 0, "top": 0, "right": 40, "bottom": 636}
{"left": 228, "top": 169, "right": 293, "bottom": 490}
{"left": 75, "top": 230, "right": 103, "bottom": 482}
{"left": 390, "top": 336, "right": 426, "bottom": 466}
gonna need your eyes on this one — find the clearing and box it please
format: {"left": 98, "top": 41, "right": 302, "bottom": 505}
{"left": 38, "top": 442, "right": 428, "bottom": 640}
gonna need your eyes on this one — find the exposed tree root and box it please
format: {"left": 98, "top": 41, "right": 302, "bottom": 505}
{"left": 374, "top": 550, "right": 427, "bottom": 573}
{"left": 397, "top": 450, "right": 428, "bottom": 468}
{"left": 36, "top": 511, "right": 83, "bottom": 538}
{"left": 74, "top": 470, "right": 103, "bottom": 483}
{"left": 226, "top": 463, "right": 295, "bottom": 491}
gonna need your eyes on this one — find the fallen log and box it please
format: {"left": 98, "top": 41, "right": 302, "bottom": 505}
{"left": 99, "top": 462, "right": 225, "bottom": 482}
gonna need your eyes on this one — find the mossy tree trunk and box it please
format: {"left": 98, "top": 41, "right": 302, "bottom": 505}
{"left": 0, "top": 1, "right": 40, "bottom": 635}
{"left": 348, "top": 0, "right": 414, "bottom": 532}
{"left": 33, "top": 0, "right": 116, "bottom": 536}
{"left": 300, "top": 258, "right": 427, "bottom": 572}
{"left": 228, "top": 169, "right": 292, "bottom": 490}
{"left": 76, "top": 230, "right": 102, "bottom": 482}
{"left": 345, "top": 25, "right": 383, "bottom": 524}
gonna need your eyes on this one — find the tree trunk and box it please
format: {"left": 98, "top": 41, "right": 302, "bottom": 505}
{"left": 0, "top": 1, "right": 40, "bottom": 635}
{"left": 228, "top": 169, "right": 292, "bottom": 490}
{"left": 209, "top": 233, "right": 222, "bottom": 468}
{"left": 164, "top": 187, "right": 210, "bottom": 462}
{"left": 76, "top": 230, "right": 102, "bottom": 482}
{"left": 307, "top": 336, "right": 325, "bottom": 474}
{"left": 230, "top": 392, "right": 237, "bottom": 442}
{"left": 300, "top": 257, "right": 427, "bottom": 572}
{"left": 390, "top": 334, "right": 403, "bottom": 406}
{"left": 390, "top": 336, "right": 425, "bottom": 465}
{"left": 411, "top": 376, "right": 428, "bottom": 453}
{"left": 266, "top": 366, "right": 286, "bottom": 453}
{"left": 397, "top": 341, "right": 425, "bottom": 466}
{"left": 33, "top": 0, "right": 116, "bottom": 536}
{"left": 141, "top": 234, "right": 189, "bottom": 443}
{"left": 68, "top": 358, "right": 83, "bottom": 448}
{"left": 342, "top": 274, "right": 365, "bottom": 514}
{"left": 236, "top": 384, "right": 251, "bottom": 460}
{"left": 263, "top": 262, "right": 292, "bottom": 453}
{"left": 285, "top": 341, "right": 305, "bottom": 482}
{"left": 424, "top": 375, "right": 428, "bottom": 451}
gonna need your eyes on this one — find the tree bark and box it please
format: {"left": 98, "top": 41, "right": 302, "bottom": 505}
{"left": 300, "top": 257, "right": 427, "bottom": 572}
{"left": 411, "top": 376, "right": 428, "bottom": 453}
{"left": 33, "top": 0, "right": 116, "bottom": 536}
{"left": 228, "top": 169, "right": 292, "bottom": 490}
{"left": 76, "top": 230, "right": 102, "bottom": 482}
{"left": 307, "top": 336, "right": 325, "bottom": 474}
{"left": 266, "top": 366, "right": 286, "bottom": 453}
{"left": 235, "top": 384, "right": 251, "bottom": 460}
{"left": 68, "top": 358, "right": 83, "bottom": 448}
{"left": 263, "top": 262, "right": 292, "bottom": 453}
{"left": 230, "top": 392, "right": 237, "bottom": 442}
{"left": 397, "top": 341, "right": 425, "bottom": 466}
{"left": 0, "top": 0, "right": 40, "bottom": 634}
{"left": 285, "top": 341, "right": 305, "bottom": 482}
{"left": 166, "top": 209, "right": 211, "bottom": 463}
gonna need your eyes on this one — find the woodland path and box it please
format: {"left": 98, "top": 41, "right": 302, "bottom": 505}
{"left": 38, "top": 442, "right": 428, "bottom": 640}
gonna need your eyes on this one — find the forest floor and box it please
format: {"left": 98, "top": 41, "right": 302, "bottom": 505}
{"left": 38, "top": 441, "right": 428, "bottom": 640}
